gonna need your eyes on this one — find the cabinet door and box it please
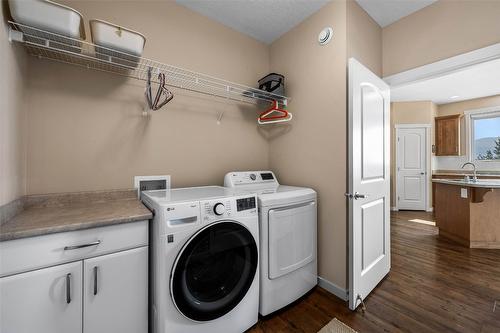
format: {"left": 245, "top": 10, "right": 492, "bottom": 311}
{"left": 83, "top": 247, "right": 148, "bottom": 333}
{"left": 0, "top": 262, "right": 82, "bottom": 333}
{"left": 435, "top": 115, "right": 461, "bottom": 156}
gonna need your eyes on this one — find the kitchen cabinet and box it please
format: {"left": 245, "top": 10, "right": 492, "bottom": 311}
{"left": 435, "top": 114, "right": 463, "bottom": 156}
{"left": 0, "top": 221, "right": 148, "bottom": 333}
{"left": 0, "top": 262, "right": 83, "bottom": 333}
{"left": 83, "top": 247, "right": 148, "bottom": 333}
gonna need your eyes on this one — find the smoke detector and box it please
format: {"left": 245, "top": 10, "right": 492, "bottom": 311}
{"left": 318, "top": 27, "right": 333, "bottom": 45}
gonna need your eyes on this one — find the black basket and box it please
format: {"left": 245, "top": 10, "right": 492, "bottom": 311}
{"left": 258, "top": 73, "right": 285, "bottom": 96}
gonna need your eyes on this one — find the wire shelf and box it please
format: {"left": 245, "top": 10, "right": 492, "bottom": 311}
{"left": 8, "top": 21, "right": 289, "bottom": 106}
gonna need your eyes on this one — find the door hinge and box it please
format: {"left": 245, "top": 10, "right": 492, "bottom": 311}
{"left": 398, "top": 196, "right": 400, "bottom": 201}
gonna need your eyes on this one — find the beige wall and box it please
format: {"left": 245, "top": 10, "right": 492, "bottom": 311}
{"left": 25, "top": 0, "right": 270, "bottom": 194}
{"left": 269, "top": 1, "right": 347, "bottom": 289}
{"left": 347, "top": 0, "right": 382, "bottom": 76}
{"left": 0, "top": 2, "right": 26, "bottom": 205}
{"left": 437, "top": 94, "right": 500, "bottom": 117}
{"left": 391, "top": 101, "right": 435, "bottom": 208}
{"left": 383, "top": 0, "right": 500, "bottom": 76}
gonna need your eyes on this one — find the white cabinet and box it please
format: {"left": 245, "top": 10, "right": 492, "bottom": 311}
{"left": 83, "top": 247, "right": 148, "bottom": 333}
{"left": 0, "top": 221, "right": 148, "bottom": 333}
{"left": 0, "top": 262, "right": 83, "bottom": 333}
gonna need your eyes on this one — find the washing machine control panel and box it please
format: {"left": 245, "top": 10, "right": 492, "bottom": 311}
{"left": 201, "top": 195, "right": 257, "bottom": 223}
{"left": 213, "top": 202, "right": 226, "bottom": 215}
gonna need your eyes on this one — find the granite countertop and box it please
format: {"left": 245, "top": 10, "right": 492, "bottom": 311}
{"left": 433, "top": 170, "right": 500, "bottom": 177}
{"left": 0, "top": 190, "right": 153, "bottom": 242}
{"left": 432, "top": 178, "right": 500, "bottom": 189}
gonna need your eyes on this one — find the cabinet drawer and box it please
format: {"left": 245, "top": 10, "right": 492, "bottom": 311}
{"left": 0, "top": 221, "right": 148, "bottom": 277}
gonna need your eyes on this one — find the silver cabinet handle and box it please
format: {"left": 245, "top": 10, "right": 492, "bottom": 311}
{"left": 64, "top": 240, "right": 101, "bottom": 251}
{"left": 66, "top": 273, "right": 71, "bottom": 304}
{"left": 93, "top": 266, "right": 98, "bottom": 296}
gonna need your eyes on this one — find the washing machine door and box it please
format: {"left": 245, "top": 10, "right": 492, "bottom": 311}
{"left": 170, "top": 220, "right": 258, "bottom": 322}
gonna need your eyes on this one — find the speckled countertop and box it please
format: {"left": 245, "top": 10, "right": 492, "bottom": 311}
{"left": 432, "top": 178, "right": 500, "bottom": 188}
{"left": 433, "top": 170, "right": 500, "bottom": 177}
{"left": 0, "top": 190, "right": 152, "bottom": 242}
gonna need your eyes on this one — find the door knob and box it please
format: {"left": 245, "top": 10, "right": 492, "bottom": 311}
{"left": 345, "top": 192, "right": 368, "bottom": 200}
{"left": 353, "top": 192, "right": 367, "bottom": 200}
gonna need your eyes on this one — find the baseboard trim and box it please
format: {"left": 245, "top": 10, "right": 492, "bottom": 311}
{"left": 426, "top": 207, "right": 434, "bottom": 212}
{"left": 391, "top": 207, "right": 398, "bottom": 211}
{"left": 317, "top": 277, "right": 348, "bottom": 301}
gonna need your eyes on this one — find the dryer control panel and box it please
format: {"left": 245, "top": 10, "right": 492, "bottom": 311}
{"left": 224, "top": 171, "right": 279, "bottom": 187}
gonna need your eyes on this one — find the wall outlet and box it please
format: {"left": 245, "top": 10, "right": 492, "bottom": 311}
{"left": 134, "top": 175, "right": 171, "bottom": 197}
{"left": 461, "top": 188, "right": 468, "bottom": 199}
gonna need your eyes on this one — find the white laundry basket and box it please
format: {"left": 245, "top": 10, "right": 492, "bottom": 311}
{"left": 90, "top": 19, "right": 146, "bottom": 68}
{"left": 8, "top": 0, "right": 85, "bottom": 53}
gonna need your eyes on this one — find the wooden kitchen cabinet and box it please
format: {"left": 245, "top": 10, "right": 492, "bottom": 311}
{"left": 435, "top": 114, "right": 463, "bottom": 156}
{"left": 83, "top": 247, "right": 148, "bottom": 333}
{"left": 0, "top": 262, "right": 83, "bottom": 333}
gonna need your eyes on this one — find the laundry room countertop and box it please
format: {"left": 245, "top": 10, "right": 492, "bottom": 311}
{"left": 0, "top": 190, "right": 152, "bottom": 242}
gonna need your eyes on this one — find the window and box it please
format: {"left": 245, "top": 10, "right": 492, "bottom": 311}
{"left": 471, "top": 112, "right": 500, "bottom": 161}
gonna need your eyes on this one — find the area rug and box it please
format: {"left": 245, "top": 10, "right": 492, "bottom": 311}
{"left": 318, "top": 318, "right": 358, "bottom": 333}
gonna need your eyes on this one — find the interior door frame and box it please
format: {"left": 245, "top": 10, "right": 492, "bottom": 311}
{"left": 394, "top": 124, "right": 432, "bottom": 212}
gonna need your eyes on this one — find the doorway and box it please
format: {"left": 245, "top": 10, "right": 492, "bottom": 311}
{"left": 395, "top": 125, "right": 431, "bottom": 211}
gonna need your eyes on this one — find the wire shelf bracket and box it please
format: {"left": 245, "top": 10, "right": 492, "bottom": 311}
{"left": 7, "top": 21, "right": 290, "bottom": 107}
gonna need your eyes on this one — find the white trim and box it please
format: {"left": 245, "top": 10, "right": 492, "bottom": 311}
{"left": 391, "top": 206, "right": 399, "bottom": 212}
{"left": 317, "top": 277, "right": 348, "bottom": 301}
{"left": 384, "top": 42, "right": 500, "bottom": 87}
{"left": 426, "top": 207, "right": 434, "bottom": 213}
{"left": 464, "top": 105, "right": 500, "bottom": 116}
{"left": 395, "top": 125, "right": 432, "bottom": 212}
{"left": 464, "top": 106, "right": 500, "bottom": 163}
{"left": 395, "top": 124, "right": 432, "bottom": 129}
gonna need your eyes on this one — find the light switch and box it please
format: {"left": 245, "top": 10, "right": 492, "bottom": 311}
{"left": 461, "top": 188, "right": 468, "bottom": 198}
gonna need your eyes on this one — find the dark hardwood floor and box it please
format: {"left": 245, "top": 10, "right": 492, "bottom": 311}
{"left": 250, "top": 211, "right": 500, "bottom": 333}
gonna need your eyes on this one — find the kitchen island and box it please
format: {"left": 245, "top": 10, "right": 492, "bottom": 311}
{"left": 433, "top": 179, "right": 500, "bottom": 248}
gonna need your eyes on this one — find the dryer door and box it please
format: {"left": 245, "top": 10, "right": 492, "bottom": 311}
{"left": 268, "top": 201, "right": 317, "bottom": 279}
{"left": 170, "top": 221, "right": 258, "bottom": 322}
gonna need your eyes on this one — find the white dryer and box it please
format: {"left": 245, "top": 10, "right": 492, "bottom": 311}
{"left": 224, "top": 171, "right": 317, "bottom": 316}
{"left": 141, "top": 186, "right": 259, "bottom": 333}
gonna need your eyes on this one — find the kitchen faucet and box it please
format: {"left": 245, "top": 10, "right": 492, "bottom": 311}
{"left": 461, "top": 162, "right": 477, "bottom": 182}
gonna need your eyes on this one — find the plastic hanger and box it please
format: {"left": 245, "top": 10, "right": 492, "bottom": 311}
{"left": 258, "top": 100, "right": 293, "bottom": 125}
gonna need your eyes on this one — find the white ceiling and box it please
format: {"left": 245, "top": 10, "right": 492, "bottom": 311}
{"left": 176, "top": 0, "right": 330, "bottom": 44}
{"left": 391, "top": 59, "right": 500, "bottom": 105}
{"left": 355, "top": 0, "right": 437, "bottom": 27}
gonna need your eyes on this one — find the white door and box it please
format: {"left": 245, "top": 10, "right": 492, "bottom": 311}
{"left": 83, "top": 247, "right": 148, "bottom": 333}
{"left": 348, "top": 58, "right": 391, "bottom": 311}
{"left": 396, "top": 127, "right": 427, "bottom": 210}
{"left": 0, "top": 262, "right": 82, "bottom": 333}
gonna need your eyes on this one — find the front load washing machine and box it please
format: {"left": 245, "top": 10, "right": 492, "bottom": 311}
{"left": 141, "top": 186, "right": 259, "bottom": 333}
{"left": 224, "top": 171, "right": 317, "bottom": 316}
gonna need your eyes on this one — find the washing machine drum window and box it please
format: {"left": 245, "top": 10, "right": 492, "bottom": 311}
{"left": 171, "top": 221, "right": 258, "bottom": 321}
